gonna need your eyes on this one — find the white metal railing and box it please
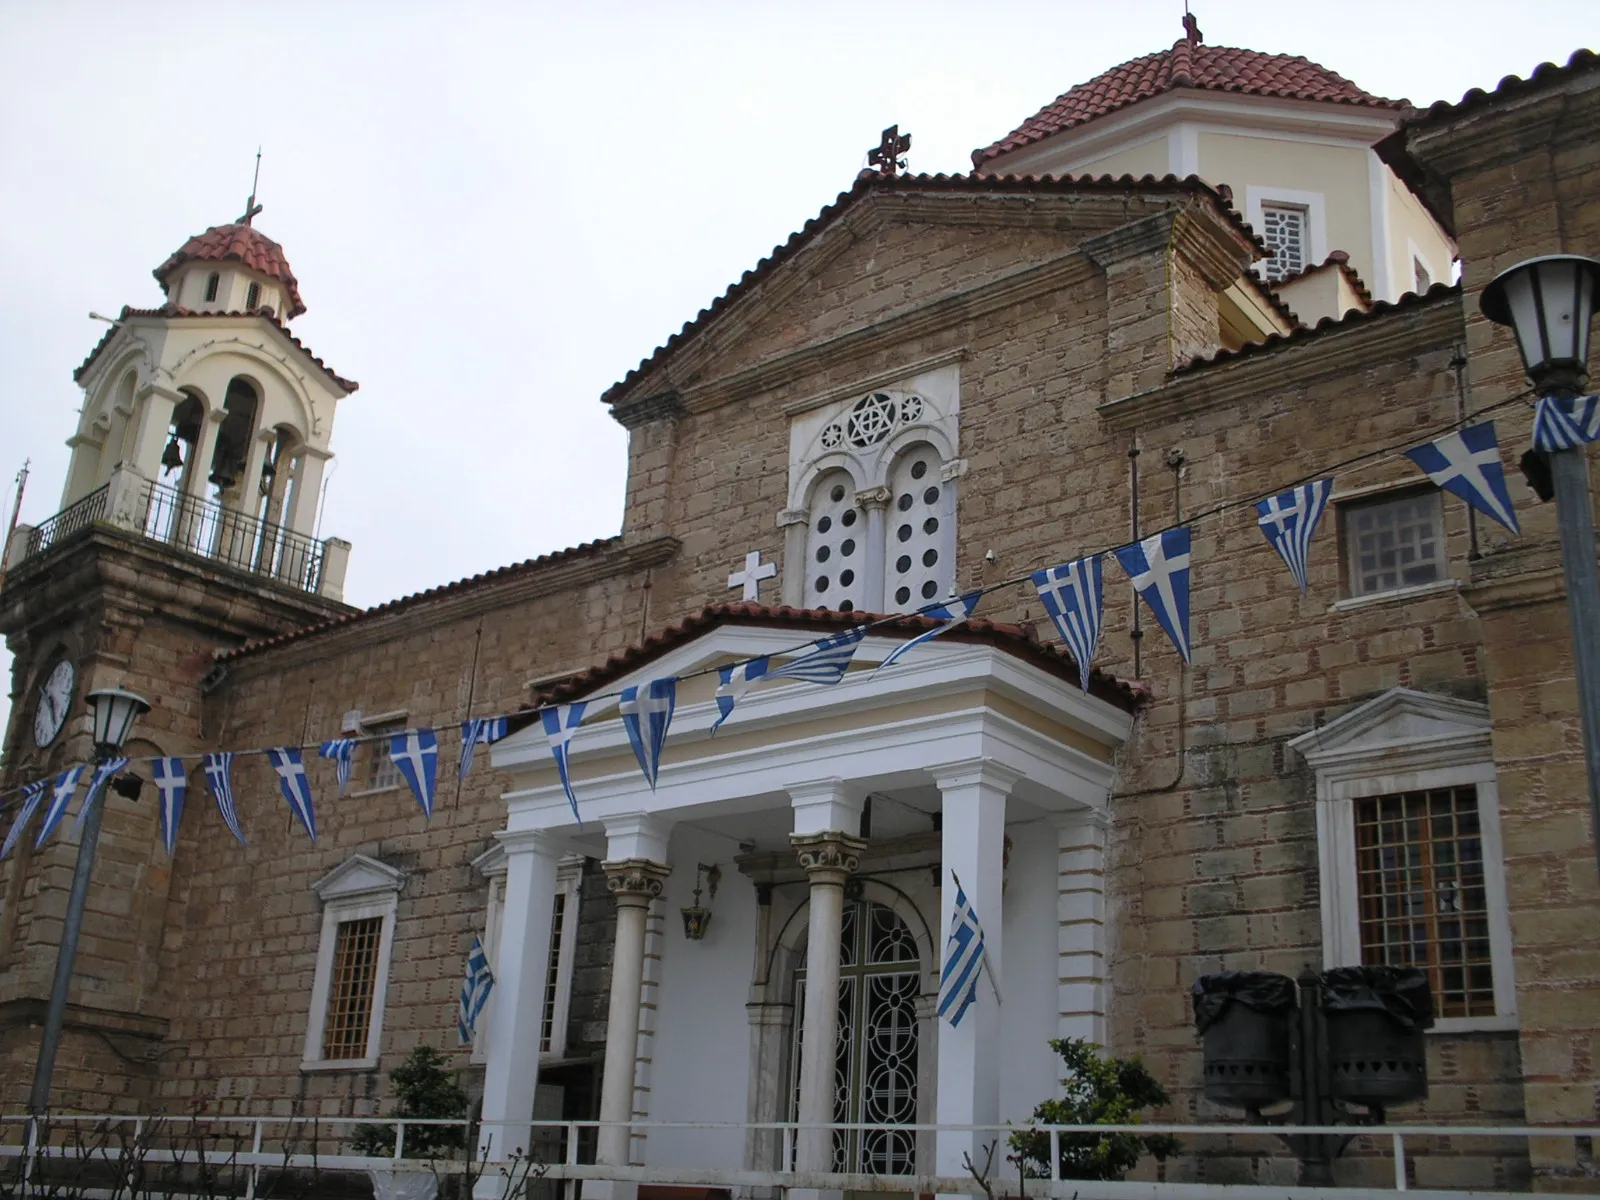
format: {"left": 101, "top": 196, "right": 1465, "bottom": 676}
{"left": 3, "top": 1115, "right": 1598, "bottom": 1197}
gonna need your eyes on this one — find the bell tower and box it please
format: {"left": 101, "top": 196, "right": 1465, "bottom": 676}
{"left": 0, "top": 203, "right": 359, "bottom": 1108}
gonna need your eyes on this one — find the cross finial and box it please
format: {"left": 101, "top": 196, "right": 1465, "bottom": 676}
{"left": 868, "top": 125, "right": 912, "bottom": 178}
{"left": 1182, "top": 10, "right": 1202, "bottom": 44}
{"left": 239, "top": 147, "right": 263, "bottom": 226}
{"left": 727, "top": 550, "right": 777, "bottom": 603}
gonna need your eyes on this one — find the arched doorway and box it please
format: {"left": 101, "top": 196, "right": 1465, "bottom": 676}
{"left": 791, "top": 900, "right": 920, "bottom": 1175}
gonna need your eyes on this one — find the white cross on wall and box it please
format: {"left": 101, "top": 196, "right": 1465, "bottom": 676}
{"left": 727, "top": 550, "right": 777, "bottom": 602}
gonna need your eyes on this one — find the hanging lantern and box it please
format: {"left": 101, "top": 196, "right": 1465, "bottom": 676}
{"left": 1480, "top": 254, "right": 1600, "bottom": 396}
{"left": 161, "top": 436, "right": 184, "bottom": 472}
{"left": 680, "top": 862, "right": 721, "bottom": 941}
{"left": 85, "top": 688, "right": 150, "bottom": 757}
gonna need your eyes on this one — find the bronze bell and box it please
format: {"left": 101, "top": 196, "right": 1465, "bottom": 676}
{"left": 161, "top": 436, "right": 184, "bottom": 472}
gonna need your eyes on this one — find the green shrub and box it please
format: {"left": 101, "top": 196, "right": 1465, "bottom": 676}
{"left": 350, "top": 1046, "right": 471, "bottom": 1160}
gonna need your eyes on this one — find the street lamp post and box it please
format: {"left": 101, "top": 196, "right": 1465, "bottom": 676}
{"left": 1481, "top": 254, "right": 1600, "bottom": 881}
{"left": 28, "top": 687, "right": 150, "bottom": 1113}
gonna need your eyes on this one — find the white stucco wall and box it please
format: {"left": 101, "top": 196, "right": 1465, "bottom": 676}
{"left": 642, "top": 824, "right": 759, "bottom": 1169}
{"left": 999, "top": 817, "right": 1064, "bottom": 1123}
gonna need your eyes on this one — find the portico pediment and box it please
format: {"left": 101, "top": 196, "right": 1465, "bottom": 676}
{"left": 310, "top": 853, "right": 406, "bottom": 902}
{"left": 1287, "top": 686, "right": 1491, "bottom": 774}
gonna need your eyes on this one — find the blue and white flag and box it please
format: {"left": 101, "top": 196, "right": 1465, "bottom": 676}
{"left": 458, "top": 934, "right": 495, "bottom": 1046}
{"left": 152, "top": 757, "right": 187, "bottom": 858}
{"left": 204, "top": 753, "right": 246, "bottom": 844}
{"left": 458, "top": 717, "right": 510, "bottom": 783}
{"left": 1256, "top": 479, "right": 1334, "bottom": 594}
{"left": 34, "top": 767, "right": 86, "bottom": 850}
{"left": 1115, "top": 528, "right": 1194, "bottom": 663}
{"left": 938, "top": 875, "right": 989, "bottom": 1028}
{"left": 712, "top": 659, "right": 772, "bottom": 732}
{"left": 71, "top": 758, "right": 128, "bottom": 840}
{"left": 1404, "top": 421, "right": 1521, "bottom": 534}
{"left": 541, "top": 703, "right": 589, "bottom": 823}
{"left": 319, "top": 739, "right": 358, "bottom": 796}
{"left": 1532, "top": 394, "right": 1600, "bottom": 451}
{"left": 268, "top": 747, "right": 318, "bottom": 842}
{"left": 877, "top": 593, "right": 983, "bottom": 673}
{"left": 1, "top": 781, "right": 48, "bottom": 860}
{"left": 619, "top": 679, "right": 677, "bottom": 790}
{"left": 767, "top": 625, "right": 869, "bottom": 686}
{"left": 1032, "top": 556, "right": 1105, "bottom": 691}
{"left": 390, "top": 729, "right": 440, "bottom": 820}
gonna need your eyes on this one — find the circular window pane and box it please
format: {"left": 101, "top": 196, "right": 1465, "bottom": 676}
{"left": 910, "top": 460, "right": 928, "bottom": 480}
{"left": 840, "top": 569, "right": 855, "bottom": 586}
{"left": 821, "top": 424, "right": 843, "bottom": 448}
{"left": 896, "top": 494, "right": 913, "bottom": 512}
{"left": 816, "top": 576, "right": 830, "bottom": 592}
{"left": 895, "top": 586, "right": 911, "bottom": 605}
{"left": 897, "top": 524, "right": 912, "bottom": 542}
{"left": 841, "top": 509, "right": 857, "bottom": 527}
{"left": 840, "top": 600, "right": 854, "bottom": 612}
{"left": 922, "top": 548, "right": 938, "bottom": 567}
{"left": 921, "top": 581, "right": 938, "bottom": 599}
{"left": 841, "top": 538, "right": 856, "bottom": 557}
{"left": 816, "top": 546, "right": 830, "bottom": 563}
{"left": 830, "top": 484, "right": 846, "bottom": 503}
{"left": 923, "top": 517, "right": 939, "bottom": 535}
{"left": 923, "top": 486, "right": 940, "bottom": 505}
{"left": 896, "top": 555, "right": 911, "bottom": 574}
{"left": 817, "top": 515, "right": 832, "bottom": 534}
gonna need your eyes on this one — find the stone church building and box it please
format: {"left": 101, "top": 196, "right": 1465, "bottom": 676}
{"left": 2, "top": 20, "right": 1598, "bottom": 1194}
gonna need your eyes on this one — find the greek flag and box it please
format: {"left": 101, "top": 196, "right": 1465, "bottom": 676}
{"left": 767, "top": 626, "right": 869, "bottom": 686}
{"left": 1404, "top": 421, "right": 1521, "bottom": 534}
{"left": 34, "top": 767, "right": 86, "bottom": 849}
{"left": 71, "top": 758, "right": 128, "bottom": 839}
{"left": 319, "top": 739, "right": 357, "bottom": 796}
{"left": 390, "top": 729, "right": 440, "bottom": 820}
{"left": 268, "top": 747, "right": 318, "bottom": 842}
{"left": 713, "top": 659, "right": 772, "bottom": 732}
{"left": 152, "top": 758, "right": 188, "bottom": 858}
{"left": 877, "top": 593, "right": 983, "bottom": 673}
{"left": 620, "top": 679, "right": 677, "bottom": 790}
{"left": 204, "top": 752, "right": 246, "bottom": 844}
{"left": 1532, "top": 394, "right": 1600, "bottom": 451}
{"left": 1114, "top": 527, "right": 1194, "bottom": 663}
{"left": 458, "top": 717, "right": 510, "bottom": 783}
{"left": 458, "top": 934, "right": 495, "bottom": 1046}
{"left": 1, "top": 781, "right": 48, "bottom": 860}
{"left": 541, "top": 703, "right": 589, "bottom": 823}
{"left": 1032, "top": 556, "right": 1105, "bottom": 691}
{"left": 1255, "top": 479, "right": 1334, "bottom": 594}
{"left": 938, "top": 876, "right": 988, "bottom": 1028}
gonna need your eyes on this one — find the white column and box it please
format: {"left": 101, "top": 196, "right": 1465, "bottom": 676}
{"left": 126, "top": 385, "right": 180, "bottom": 482}
{"left": 285, "top": 446, "right": 329, "bottom": 536}
{"left": 1055, "top": 808, "right": 1110, "bottom": 1048}
{"left": 933, "top": 759, "right": 1022, "bottom": 1189}
{"left": 779, "top": 508, "right": 809, "bottom": 608}
{"left": 789, "top": 780, "right": 863, "bottom": 1200}
{"left": 595, "top": 814, "right": 671, "bottom": 1200}
{"left": 476, "top": 830, "right": 560, "bottom": 1169}
{"left": 856, "top": 487, "right": 890, "bottom": 613}
{"left": 185, "top": 408, "right": 227, "bottom": 501}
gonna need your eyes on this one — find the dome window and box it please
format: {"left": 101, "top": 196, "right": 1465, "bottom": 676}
{"left": 204, "top": 272, "right": 220, "bottom": 303}
{"left": 246, "top": 282, "right": 261, "bottom": 310}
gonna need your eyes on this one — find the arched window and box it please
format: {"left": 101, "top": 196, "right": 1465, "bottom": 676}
{"left": 204, "top": 272, "right": 220, "bottom": 303}
{"left": 245, "top": 282, "right": 261, "bottom": 310}
{"left": 790, "top": 901, "right": 920, "bottom": 1175}
{"left": 884, "top": 445, "right": 954, "bottom": 612}
{"left": 803, "top": 470, "right": 866, "bottom": 612}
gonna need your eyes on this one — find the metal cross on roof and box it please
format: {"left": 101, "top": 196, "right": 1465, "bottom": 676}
{"left": 868, "top": 125, "right": 911, "bottom": 177}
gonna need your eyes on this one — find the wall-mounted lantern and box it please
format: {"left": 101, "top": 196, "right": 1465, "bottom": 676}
{"left": 680, "top": 862, "right": 721, "bottom": 941}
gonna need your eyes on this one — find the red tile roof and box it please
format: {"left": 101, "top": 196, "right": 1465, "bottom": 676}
{"left": 602, "top": 170, "right": 1262, "bottom": 410}
{"left": 1407, "top": 48, "right": 1596, "bottom": 125}
{"left": 73, "top": 306, "right": 357, "bottom": 392}
{"left": 973, "top": 32, "right": 1401, "bottom": 166}
{"left": 1273, "top": 250, "right": 1375, "bottom": 313}
{"left": 527, "top": 603, "right": 1142, "bottom": 715}
{"left": 154, "top": 222, "right": 306, "bottom": 319}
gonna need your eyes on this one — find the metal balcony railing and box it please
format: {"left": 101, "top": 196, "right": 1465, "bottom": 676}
{"left": 22, "top": 485, "right": 109, "bottom": 558}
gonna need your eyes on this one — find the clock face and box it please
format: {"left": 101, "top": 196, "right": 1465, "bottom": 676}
{"left": 33, "top": 659, "right": 75, "bottom": 749}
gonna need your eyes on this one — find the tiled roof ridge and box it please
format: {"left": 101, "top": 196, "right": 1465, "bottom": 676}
{"left": 1269, "top": 250, "right": 1375, "bottom": 313}
{"left": 602, "top": 170, "right": 1257, "bottom": 410}
{"left": 1175, "top": 279, "right": 1459, "bottom": 373}
{"left": 153, "top": 222, "right": 306, "bottom": 318}
{"left": 73, "top": 305, "right": 358, "bottom": 393}
{"left": 531, "top": 601, "right": 1141, "bottom": 712}
{"left": 215, "top": 537, "right": 624, "bottom": 662}
{"left": 1406, "top": 48, "right": 1597, "bottom": 125}
{"left": 973, "top": 37, "right": 1402, "bottom": 166}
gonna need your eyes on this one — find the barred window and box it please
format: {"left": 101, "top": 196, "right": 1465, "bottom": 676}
{"left": 1261, "top": 204, "right": 1308, "bottom": 282}
{"left": 1343, "top": 490, "right": 1445, "bottom": 597}
{"left": 322, "top": 916, "right": 384, "bottom": 1060}
{"left": 1355, "top": 786, "right": 1494, "bottom": 1019}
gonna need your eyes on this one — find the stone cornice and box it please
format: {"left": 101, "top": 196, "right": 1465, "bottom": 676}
{"left": 1462, "top": 539, "right": 1572, "bottom": 614}
{"left": 1171, "top": 208, "right": 1255, "bottom": 291}
{"left": 779, "top": 348, "right": 968, "bottom": 418}
{"left": 1098, "top": 297, "right": 1463, "bottom": 432}
{"left": 1080, "top": 211, "right": 1179, "bottom": 270}
{"left": 611, "top": 391, "right": 685, "bottom": 430}
{"left": 1406, "top": 72, "right": 1600, "bottom": 179}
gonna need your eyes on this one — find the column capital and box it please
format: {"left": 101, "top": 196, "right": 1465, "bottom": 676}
{"left": 603, "top": 857, "right": 671, "bottom": 902}
{"left": 855, "top": 485, "right": 892, "bottom": 511}
{"left": 932, "top": 757, "right": 1026, "bottom": 794}
{"left": 790, "top": 830, "right": 867, "bottom": 881}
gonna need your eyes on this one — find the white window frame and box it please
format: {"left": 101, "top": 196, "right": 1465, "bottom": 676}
{"left": 1244, "top": 185, "right": 1328, "bottom": 281}
{"left": 1289, "top": 688, "right": 1518, "bottom": 1034}
{"left": 1340, "top": 487, "right": 1448, "bottom": 600}
{"left": 301, "top": 854, "right": 406, "bottom": 1072}
{"left": 470, "top": 847, "right": 583, "bottom": 1064}
{"left": 350, "top": 709, "right": 408, "bottom": 797}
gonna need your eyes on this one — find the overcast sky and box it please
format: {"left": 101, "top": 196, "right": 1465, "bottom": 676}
{"left": 0, "top": 0, "right": 1594, "bottom": 731}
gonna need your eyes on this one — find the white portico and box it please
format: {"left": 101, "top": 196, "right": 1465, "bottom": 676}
{"left": 481, "top": 610, "right": 1136, "bottom": 1194}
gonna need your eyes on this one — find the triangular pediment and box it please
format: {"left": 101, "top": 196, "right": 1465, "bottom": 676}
{"left": 311, "top": 853, "right": 406, "bottom": 901}
{"left": 1287, "top": 687, "right": 1491, "bottom": 769}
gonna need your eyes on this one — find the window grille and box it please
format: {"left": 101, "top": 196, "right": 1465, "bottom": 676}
{"left": 885, "top": 448, "right": 952, "bottom": 611}
{"left": 1414, "top": 258, "right": 1433, "bottom": 293}
{"left": 1343, "top": 490, "right": 1445, "bottom": 597}
{"left": 204, "top": 273, "right": 220, "bottom": 303}
{"left": 1260, "top": 204, "right": 1308, "bottom": 282}
{"left": 1354, "top": 786, "right": 1495, "bottom": 1019}
{"left": 321, "top": 916, "right": 384, "bottom": 1059}
{"left": 804, "top": 471, "right": 867, "bottom": 612}
{"left": 246, "top": 282, "right": 262, "bottom": 310}
{"left": 365, "top": 719, "right": 406, "bottom": 791}
{"left": 540, "top": 891, "right": 567, "bottom": 1054}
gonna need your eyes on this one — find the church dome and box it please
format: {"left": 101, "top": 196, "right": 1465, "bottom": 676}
{"left": 153, "top": 221, "right": 305, "bottom": 318}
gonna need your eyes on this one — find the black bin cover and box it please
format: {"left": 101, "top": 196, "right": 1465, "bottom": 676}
{"left": 1191, "top": 972, "right": 1298, "bottom": 1034}
{"left": 1320, "top": 966, "right": 1435, "bottom": 1031}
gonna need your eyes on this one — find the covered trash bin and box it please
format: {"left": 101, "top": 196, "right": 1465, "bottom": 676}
{"left": 1192, "top": 972, "right": 1298, "bottom": 1107}
{"left": 1320, "top": 965, "right": 1433, "bottom": 1107}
